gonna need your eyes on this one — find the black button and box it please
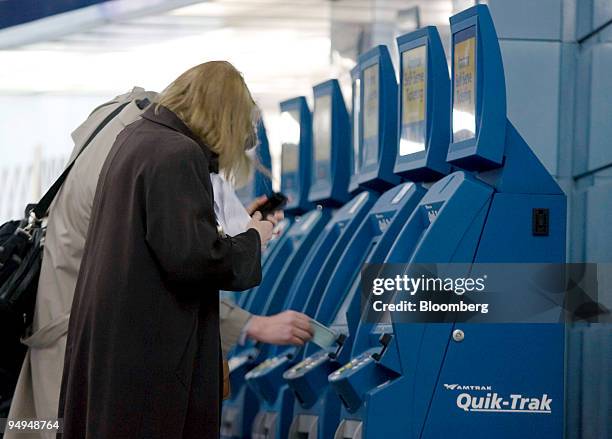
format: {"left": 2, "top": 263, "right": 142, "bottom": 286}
{"left": 532, "top": 208, "right": 549, "bottom": 236}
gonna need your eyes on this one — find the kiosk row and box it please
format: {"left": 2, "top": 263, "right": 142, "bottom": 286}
{"left": 223, "top": 5, "right": 566, "bottom": 438}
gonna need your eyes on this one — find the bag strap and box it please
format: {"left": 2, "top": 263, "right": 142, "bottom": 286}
{"left": 30, "top": 101, "right": 131, "bottom": 220}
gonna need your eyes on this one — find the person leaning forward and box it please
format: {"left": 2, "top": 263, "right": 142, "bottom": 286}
{"left": 57, "top": 61, "right": 274, "bottom": 439}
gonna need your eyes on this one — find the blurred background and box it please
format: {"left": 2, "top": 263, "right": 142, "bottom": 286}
{"left": 0, "top": 0, "right": 611, "bottom": 265}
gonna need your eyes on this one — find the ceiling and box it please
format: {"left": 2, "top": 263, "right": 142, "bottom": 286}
{"left": 0, "top": 0, "right": 454, "bottom": 109}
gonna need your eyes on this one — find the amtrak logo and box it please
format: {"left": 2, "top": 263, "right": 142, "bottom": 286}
{"left": 444, "top": 383, "right": 492, "bottom": 391}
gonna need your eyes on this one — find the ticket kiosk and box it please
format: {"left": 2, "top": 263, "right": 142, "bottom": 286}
{"left": 329, "top": 6, "right": 566, "bottom": 438}
{"left": 222, "top": 97, "right": 330, "bottom": 438}
{"left": 244, "top": 47, "right": 403, "bottom": 438}
{"left": 222, "top": 84, "right": 353, "bottom": 438}
{"left": 284, "top": 26, "right": 451, "bottom": 439}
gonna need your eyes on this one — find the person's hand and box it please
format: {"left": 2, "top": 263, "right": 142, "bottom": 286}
{"left": 246, "top": 195, "right": 268, "bottom": 216}
{"left": 246, "top": 195, "right": 284, "bottom": 226}
{"left": 246, "top": 311, "right": 313, "bottom": 346}
{"left": 247, "top": 212, "right": 274, "bottom": 247}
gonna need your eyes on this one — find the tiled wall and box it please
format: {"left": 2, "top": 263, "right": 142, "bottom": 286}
{"left": 489, "top": 0, "right": 612, "bottom": 263}
{"left": 487, "top": 1, "right": 612, "bottom": 437}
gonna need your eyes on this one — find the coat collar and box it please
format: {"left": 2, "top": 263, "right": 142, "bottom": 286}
{"left": 142, "top": 105, "right": 219, "bottom": 173}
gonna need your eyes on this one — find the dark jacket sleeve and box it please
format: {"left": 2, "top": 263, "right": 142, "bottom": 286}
{"left": 143, "top": 136, "right": 261, "bottom": 291}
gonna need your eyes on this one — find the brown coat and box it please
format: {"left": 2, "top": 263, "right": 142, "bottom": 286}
{"left": 57, "top": 106, "right": 261, "bottom": 439}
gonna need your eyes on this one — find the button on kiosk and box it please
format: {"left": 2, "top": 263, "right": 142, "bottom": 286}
{"left": 222, "top": 97, "right": 331, "bottom": 439}
{"left": 283, "top": 26, "right": 451, "bottom": 439}
{"left": 329, "top": 6, "right": 566, "bottom": 438}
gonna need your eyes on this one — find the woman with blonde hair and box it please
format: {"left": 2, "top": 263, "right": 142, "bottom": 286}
{"left": 58, "top": 61, "right": 274, "bottom": 439}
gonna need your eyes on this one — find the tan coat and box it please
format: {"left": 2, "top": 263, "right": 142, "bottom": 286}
{"left": 6, "top": 88, "right": 251, "bottom": 439}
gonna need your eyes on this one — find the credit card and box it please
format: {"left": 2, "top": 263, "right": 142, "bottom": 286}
{"left": 310, "top": 318, "right": 338, "bottom": 348}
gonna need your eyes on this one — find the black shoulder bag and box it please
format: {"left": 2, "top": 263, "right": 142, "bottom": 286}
{"left": 0, "top": 101, "right": 130, "bottom": 413}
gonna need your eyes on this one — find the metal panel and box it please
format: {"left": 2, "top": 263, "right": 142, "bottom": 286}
{"left": 488, "top": 0, "right": 562, "bottom": 40}
{"left": 499, "top": 40, "right": 561, "bottom": 176}
{"left": 585, "top": 180, "right": 612, "bottom": 261}
{"left": 587, "top": 43, "right": 612, "bottom": 172}
{"left": 576, "top": 0, "right": 612, "bottom": 40}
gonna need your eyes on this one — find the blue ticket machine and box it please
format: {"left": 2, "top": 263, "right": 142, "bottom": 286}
{"left": 222, "top": 86, "right": 353, "bottom": 438}
{"left": 284, "top": 26, "right": 452, "bottom": 439}
{"left": 248, "top": 190, "right": 376, "bottom": 439}
{"left": 329, "top": 6, "right": 566, "bottom": 438}
{"left": 244, "top": 48, "right": 403, "bottom": 438}
{"left": 222, "top": 97, "right": 329, "bottom": 439}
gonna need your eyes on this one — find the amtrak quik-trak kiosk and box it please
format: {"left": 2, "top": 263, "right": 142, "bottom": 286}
{"left": 329, "top": 5, "right": 566, "bottom": 438}
{"left": 222, "top": 96, "right": 330, "bottom": 438}
{"left": 222, "top": 84, "right": 355, "bottom": 438}
{"left": 245, "top": 78, "right": 380, "bottom": 439}
{"left": 244, "top": 50, "right": 403, "bottom": 438}
{"left": 283, "top": 26, "right": 452, "bottom": 439}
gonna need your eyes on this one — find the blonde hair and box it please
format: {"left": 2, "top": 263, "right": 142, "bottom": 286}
{"left": 156, "top": 61, "right": 259, "bottom": 185}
